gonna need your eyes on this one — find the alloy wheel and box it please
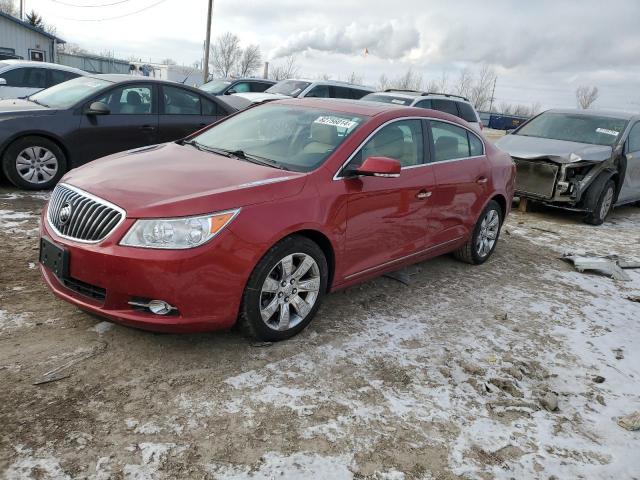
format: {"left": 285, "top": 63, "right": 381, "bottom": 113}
{"left": 259, "top": 253, "right": 321, "bottom": 331}
{"left": 16, "top": 146, "right": 58, "bottom": 185}
{"left": 600, "top": 186, "right": 614, "bottom": 220}
{"left": 476, "top": 209, "right": 500, "bottom": 258}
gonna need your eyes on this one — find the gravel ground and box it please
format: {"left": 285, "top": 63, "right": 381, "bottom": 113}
{"left": 1, "top": 183, "right": 639, "bottom": 479}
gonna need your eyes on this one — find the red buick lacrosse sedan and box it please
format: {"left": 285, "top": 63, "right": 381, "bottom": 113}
{"left": 39, "top": 98, "right": 515, "bottom": 341}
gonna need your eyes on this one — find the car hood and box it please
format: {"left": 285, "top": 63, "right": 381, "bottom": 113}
{"left": 0, "top": 98, "right": 54, "bottom": 115}
{"left": 61, "top": 142, "right": 307, "bottom": 218}
{"left": 495, "top": 134, "right": 612, "bottom": 164}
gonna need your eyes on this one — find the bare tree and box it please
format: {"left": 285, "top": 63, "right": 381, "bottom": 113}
{"left": 236, "top": 44, "right": 262, "bottom": 77}
{"left": 25, "top": 10, "right": 44, "bottom": 28}
{"left": 391, "top": 68, "right": 423, "bottom": 91}
{"left": 0, "top": 0, "right": 17, "bottom": 16}
{"left": 211, "top": 32, "right": 242, "bottom": 78}
{"left": 576, "top": 85, "right": 599, "bottom": 109}
{"left": 345, "top": 72, "right": 363, "bottom": 85}
{"left": 468, "top": 64, "right": 496, "bottom": 110}
{"left": 269, "top": 55, "right": 300, "bottom": 81}
{"left": 455, "top": 68, "right": 473, "bottom": 98}
{"left": 377, "top": 73, "right": 390, "bottom": 91}
{"left": 318, "top": 73, "right": 332, "bottom": 81}
{"left": 58, "top": 43, "right": 90, "bottom": 55}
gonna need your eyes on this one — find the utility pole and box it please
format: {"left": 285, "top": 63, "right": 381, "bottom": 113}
{"left": 20, "top": 0, "right": 24, "bottom": 20}
{"left": 488, "top": 76, "right": 497, "bottom": 113}
{"left": 203, "top": 0, "right": 213, "bottom": 83}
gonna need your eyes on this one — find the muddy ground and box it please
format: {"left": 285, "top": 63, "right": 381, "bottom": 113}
{"left": 1, "top": 181, "right": 639, "bottom": 479}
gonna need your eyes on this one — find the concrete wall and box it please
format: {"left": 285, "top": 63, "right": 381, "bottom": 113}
{"left": 0, "top": 15, "right": 55, "bottom": 62}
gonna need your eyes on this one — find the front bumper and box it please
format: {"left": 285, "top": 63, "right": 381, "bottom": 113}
{"left": 40, "top": 213, "right": 257, "bottom": 333}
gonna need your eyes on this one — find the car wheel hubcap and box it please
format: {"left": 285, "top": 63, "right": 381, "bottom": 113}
{"left": 476, "top": 209, "right": 499, "bottom": 258}
{"left": 16, "top": 146, "right": 58, "bottom": 184}
{"left": 259, "top": 253, "right": 320, "bottom": 331}
{"left": 600, "top": 186, "right": 614, "bottom": 219}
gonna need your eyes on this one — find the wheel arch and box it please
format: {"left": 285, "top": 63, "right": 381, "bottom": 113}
{"left": 489, "top": 193, "right": 508, "bottom": 222}
{"left": 1, "top": 132, "right": 71, "bottom": 172}
{"left": 286, "top": 229, "right": 336, "bottom": 292}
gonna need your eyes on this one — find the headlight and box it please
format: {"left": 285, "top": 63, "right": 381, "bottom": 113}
{"left": 120, "top": 209, "right": 240, "bottom": 249}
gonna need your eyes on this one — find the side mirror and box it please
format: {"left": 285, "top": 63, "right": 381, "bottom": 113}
{"left": 0, "top": 78, "right": 7, "bottom": 86}
{"left": 225, "top": 89, "right": 236, "bottom": 95}
{"left": 353, "top": 156, "right": 401, "bottom": 178}
{"left": 86, "top": 101, "right": 110, "bottom": 115}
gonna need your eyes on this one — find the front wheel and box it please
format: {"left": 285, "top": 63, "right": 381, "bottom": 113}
{"left": 583, "top": 179, "right": 615, "bottom": 225}
{"left": 2, "top": 136, "right": 67, "bottom": 190}
{"left": 454, "top": 200, "right": 503, "bottom": 265}
{"left": 239, "top": 235, "right": 328, "bottom": 341}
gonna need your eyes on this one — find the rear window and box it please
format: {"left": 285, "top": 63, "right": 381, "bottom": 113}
{"left": 457, "top": 102, "right": 478, "bottom": 123}
{"left": 361, "top": 94, "right": 412, "bottom": 106}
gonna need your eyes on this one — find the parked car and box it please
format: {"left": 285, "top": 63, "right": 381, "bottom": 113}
{"left": 496, "top": 109, "right": 640, "bottom": 224}
{"left": 0, "top": 74, "right": 238, "bottom": 189}
{"left": 361, "top": 90, "right": 483, "bottom": 133}
{"left": 199, "top": 77, "right": 275, "bottom": 96}
{"left": 0, "top": 60, "right": 87, "bottom": 100}
{"left": 233, "top": 79, "right": 375, "bottom": 104}
{"left": 39, "top": 98, "right": 515, "bottom": 341}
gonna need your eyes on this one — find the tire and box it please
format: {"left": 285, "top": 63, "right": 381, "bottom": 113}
{"left": 238, "top": 235, "right": 328, "bottom": 341}
{"left": 2, "top": 136, "right": 67, "bottom": 190}
{"left": 454, "top": 200, "right": 503, "bottom": 265}
{"left": 583, "top": 179, "right": 615, "bottom": 225}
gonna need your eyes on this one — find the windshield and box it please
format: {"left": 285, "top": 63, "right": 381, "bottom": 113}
{"left": 265, "top": 80, "right": 311, "bottom": 97}
{"left": 516, "top": 112, "right": 628, "bottom": 146}
{"left": 29, "top": 77, "right": 111, "bottom": 109}
{"left": 190, "top": 104, "right": 366, "bottom": 172}
{"left": 200, "top": 79, "right": 232, "bottom": 94}
{"left": 361, "top": 94, "right": 413, "bottom": 106}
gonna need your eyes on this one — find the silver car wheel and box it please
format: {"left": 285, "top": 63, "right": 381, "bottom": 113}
{"left": 259, "top": 253, "right": 320, "bottom": 331}
{"left": 476, "top": 208, "right": 500, "bottom": 258}
{"left": 600, "top": 185, "right": 614, "bottom": 220}
{"left": 16, "top": 146, "right": 58, "bottom": 185}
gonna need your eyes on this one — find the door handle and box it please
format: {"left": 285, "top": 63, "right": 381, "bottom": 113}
{"left": 416, "top": 190, "right": 432, "bottom": 200}
{"left": 476, "top": 176, "right": 488, "bottom": 184}
{"left": 141, "top": 125, "right": 156, "bottom": 131}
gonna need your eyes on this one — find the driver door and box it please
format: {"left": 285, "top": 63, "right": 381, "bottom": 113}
{"left": 619, "top": 122, "right": 640, "bottom": 203}
{"left": 76, "top": 83, "right": 159, "bottom": 165}
{"left": 338, "top": 119, "right": 436, "bottom": 279}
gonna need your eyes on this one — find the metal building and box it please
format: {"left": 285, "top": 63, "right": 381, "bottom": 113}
{"left": 57, "top": 52, "right": 130, "bottom": 74}
{"left": 0, "top": 10, "right": 65, "bottom": 62}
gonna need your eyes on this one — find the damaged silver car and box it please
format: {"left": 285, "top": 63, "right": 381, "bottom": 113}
{"left": 496, "top": 109, "right": 640, "bottom": 224}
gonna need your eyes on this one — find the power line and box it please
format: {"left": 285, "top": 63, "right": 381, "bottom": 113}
{"left": 51, "top": 0, "right": 135, "bottom": 7}
{"left": 54, "top": 0, "right": 168, "bottom": 20}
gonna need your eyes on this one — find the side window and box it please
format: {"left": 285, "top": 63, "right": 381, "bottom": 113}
{"left": 456, "top": 102, "right": 479, "bottom": 123}
{"left": 0, "top": 68, "right": 26, "bottom": 86}
{"left": 628, "top": 123, "right": 640, "bottom": 152}
{"left": 231, "top": 82, "right": 250, "bottom": 93}
{"left": 346, "top": 120, "right": 424, "bottom": 170}
{"left": 202, "top": 97, "right": 222, "bottom": 116}
{"left": 23, "top": 68, "right": 47, "bottom": 88}
{"left": 250, "top": 82, "right": 271, "bottom": 92}
{"left": 414, "top": 99, "right": 432, "bottom": 109}
{"left": 162, "top": 86, "right": 201, "bottom": 115}
{"left": 431, "top": 99, "right": 458, "bottom": 116}
{"left": 330, "top": 86, "right": 351, "bottom": 99}
{"left": 49, "top": 70, "right": 79, "bottom": 87}
{"left": 468, "top": 132, "right": 484, "bottom": 156}
{"left": 430, "top": 120, "right": 471, "bottom": 162}
{"left": 306, "top": 85, "right": 330, "bottom": 98}
{"left": 95, "top": 85, "right": 153, "bottom": 114}
{"left": 349, "top": 89, "right": 370, "bottom": 100}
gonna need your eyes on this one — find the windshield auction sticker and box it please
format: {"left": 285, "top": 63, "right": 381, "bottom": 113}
{"left": 596, "top": 128, "right": 619, "bottom": 136}
{"left": 314, "top": 116, "right": 358, "bottom": 129}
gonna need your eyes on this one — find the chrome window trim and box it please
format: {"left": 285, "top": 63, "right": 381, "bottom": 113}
{"left": 332, "top": 116, "right": 486, "bottom": 180}
{"left": 46, "top": 183, "right": 127, "bottom": 244}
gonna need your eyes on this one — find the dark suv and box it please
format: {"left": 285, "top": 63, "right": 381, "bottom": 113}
{"left": 199, "top": 78, "right": 276, "bottom": 96}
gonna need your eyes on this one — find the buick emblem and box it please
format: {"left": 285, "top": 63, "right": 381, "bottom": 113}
{"left": 59, "top": 202, "right": 73, "bottom": 225}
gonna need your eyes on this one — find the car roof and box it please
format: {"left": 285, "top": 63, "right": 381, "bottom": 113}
{"left": 545, "top": 108, "right": 640, "bottom": 121}
{"left": 267, "top": 97, "right": 424, "bottom": 117}
{"left": 276, "top": 78, "right": 374, "bottom": 91}
{"left": 89, "top": 74, "right": 201, "bottom": 87}
{"left": 0, "top": 60, "right": 86, "bottom": 74}
{"left": 369, "top": 90, "right": 473, "bottom": 104}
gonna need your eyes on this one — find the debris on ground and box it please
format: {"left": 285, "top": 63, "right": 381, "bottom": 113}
{"left": 613, "top": 348, "right": 624, "bottom": 360}
{"left": 593, "top": 375, "right": 606, "bottom": 383}
{"left": 617, "top": 411, "right": 640, "bottom": 431}
{"left": 540, "top": 391, "right": 559, "bottom": 412}
{"left": 561, "top": 254, "right": 633, "bottom": 281}
{"left": 32, "top": 341, "right": 107, "bottom": 386}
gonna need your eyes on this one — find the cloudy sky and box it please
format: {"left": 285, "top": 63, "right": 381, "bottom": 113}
{"left": 22, "top": 0, "right": 640, "bottom": 111}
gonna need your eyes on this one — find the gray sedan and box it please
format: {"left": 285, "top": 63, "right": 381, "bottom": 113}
{"left": 496, "top": 109, "right": 640, "bottom": 224}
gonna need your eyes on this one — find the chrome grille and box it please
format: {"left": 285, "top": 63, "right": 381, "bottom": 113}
{"left": 47, "top": 184, "right": 125, "bottom": 242}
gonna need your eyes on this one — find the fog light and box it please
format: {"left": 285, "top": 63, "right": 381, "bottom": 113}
{"left": 128, "top": 298, "right": 177, "bottom": 315}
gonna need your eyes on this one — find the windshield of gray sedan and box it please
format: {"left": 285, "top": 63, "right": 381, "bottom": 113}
{"left": 190, "top": 104, "right": 366, "bottom": 172}
{"left": 361, "top": 94, "right": 413, "bottom": 106}
{"left": 515, "top": 112, "right": 628, "bottom": 146}
{"left": 265, "top": 80, "right": 311, "bottom": 97}
{"left": 29, "top": 77, "right": 111, "bottom": 109}
{"left": 200, "top": 79, "right": 232, "bottom": 94}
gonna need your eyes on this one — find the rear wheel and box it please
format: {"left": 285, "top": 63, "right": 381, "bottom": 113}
{"left": 584, "top": 179, "right": 615, "bottom": 225}
{"left": 2, "top": 136, "right": 67, "bottom": 190}
{"left": 454, "top": 200, "right": 502, "bottom": 265}
{"left": 239, "top": 235, "right": 328, "bottom": 341}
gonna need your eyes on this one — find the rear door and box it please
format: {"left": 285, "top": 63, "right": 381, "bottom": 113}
{"left": 338, "top": 119, "right": 437, "bottom": 279}
{"left": 158, "top": 85, "right": 225, "bottom": 141}
{"left": 427, "top": 119, "right": 490, "bottom": 245}
{"left": 619, "top": 122, "right": 640, "bottom": 203}
{"left": 77, "top": 83, "right": 158, "bottom": 163}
